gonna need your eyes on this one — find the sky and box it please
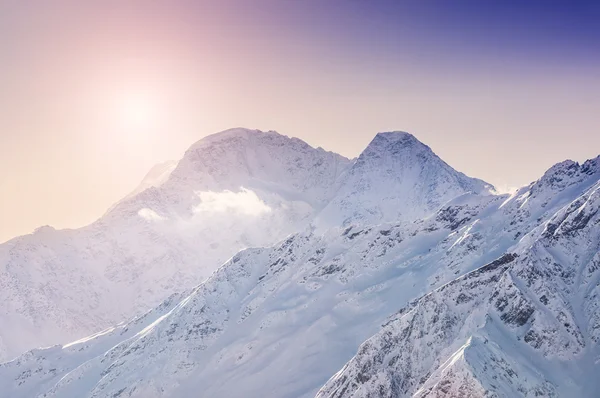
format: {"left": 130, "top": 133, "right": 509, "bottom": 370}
{"left": 1, "top": 0, "right": 599, "bottom": 242}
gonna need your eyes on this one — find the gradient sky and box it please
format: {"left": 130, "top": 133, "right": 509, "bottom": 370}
{"left": 1, "top": 0, "right": 599, "bottom": 242}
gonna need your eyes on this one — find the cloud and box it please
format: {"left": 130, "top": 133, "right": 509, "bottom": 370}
{"left": 138, "top": 208, "right": 167, "bottom": 221}
{"left": 193, "top": 188, "right": 271, "bottom": 216}
{"left": 494, "top": 184, "right": 519, "bottom": 194}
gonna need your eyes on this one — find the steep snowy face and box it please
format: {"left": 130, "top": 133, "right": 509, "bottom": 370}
{"left": 0, "top": 292, "right": 186, "bottom": 398}
{"left": 528, "top": 156, "right": 600, "bottom": 206}
{"left": 316, "top": 132, "right": 493, "bottom": 227}
{"left": 5, "top": 155, "right": 598, "bottom": 398}
{"left": 493, "top": 155, "right": 600, "bottom": 243}
{"left": 166, "top": 128, "right": 350, "bottom": 207}
{"left": 0, "top": 128, "right": 351, "bottom": 361}
{"left": 107, "top": 128, "right": 351, "bottom": 220}
{"left": 121, "top": 160, "right": 178, "bottom": 200}
{"left": 317, "top": 181, "right": 600, "bottom": 398}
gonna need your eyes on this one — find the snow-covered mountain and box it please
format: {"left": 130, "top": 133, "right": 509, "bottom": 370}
{"left": 317, "top": 179, "right": 600, "bottom": 398}
{"left": 120, "top": 159, "right": 178, "bottom": 201}
{"left": 0, "top": 128, "right": 351, "bottom": 361}
{"left": 316, "top": 132, "right": 493, "bottom": 228}
{"left": 1, "top": 128, "right": 597, "bottom": 398}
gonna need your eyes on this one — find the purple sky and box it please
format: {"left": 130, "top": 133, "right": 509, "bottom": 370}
{"left": 1, "top": 0, "right": 599, "bottom": 241}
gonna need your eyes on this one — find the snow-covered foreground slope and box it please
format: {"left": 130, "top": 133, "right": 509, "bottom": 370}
{"left": 317, "top": 179, "right": 600, "bottom": 398}
{"left": 0, "top": 292, "right": 186, "bottom": 398}
{"left": 2, "top": 143, "right": 597, "bottom": 397}
{"left": 0, "top": 128, "right": 351, "bottom": 361}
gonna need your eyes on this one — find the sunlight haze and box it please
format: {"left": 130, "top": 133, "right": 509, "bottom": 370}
{"left": 1, "top": 0, "right": 599, "bottom": 242}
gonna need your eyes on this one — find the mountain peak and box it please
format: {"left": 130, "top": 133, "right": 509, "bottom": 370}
{"left": 355, "top": 131, "right": 439, "bottom": 172}
{"left": 112, "top": 127, "right": 352, "bottom": 216}
{"left": 316, "top": 131, "right": 493, "bottom": 227}
{"left": 363, "top": 131, "right": 429, "bottom": 156}
{"left": 582, "top": 155, "right": 600, "bottom": 175}
{"left": 541, "top": 159, "right": 579, "bottom": 179}
{"left": 374, "top": 130, "right": 414, "bottom": 138}
{"left": 187, "top": 128, "right": 284, "bottom": 151}
{"left": 530, "top": 155, "right": 600, "bottom": 195}
{"left": 374, "top": 130, "right": 418, "bottom": 142}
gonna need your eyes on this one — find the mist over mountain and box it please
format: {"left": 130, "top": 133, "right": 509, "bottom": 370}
{"left": 0, "top": 128, "right": 350, "bottom": 361}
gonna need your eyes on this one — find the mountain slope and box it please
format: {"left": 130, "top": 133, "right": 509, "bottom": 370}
{"left": 316, "top": 132, "right": 493, "bottom": 228}
{"left": 120, "top": 159, "right": 178, "bottom": 201}
{"left": 2, "top": 151, "right": 597, "bottom": 398}
{"left": 0, "top": 128, "right": 351, "bottom": 361}
{"left": 317, "top": 180, "right": 600, "bottom": 398}
{"left": 0, "top": 292, "right": 186, "bottom": 398}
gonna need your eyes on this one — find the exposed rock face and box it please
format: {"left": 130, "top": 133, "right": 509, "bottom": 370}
{"left": 317, "top": 182, "right": 600, "bottom": 398}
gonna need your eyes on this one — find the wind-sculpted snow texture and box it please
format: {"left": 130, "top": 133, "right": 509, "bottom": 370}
{"left": 0, "top": 128, "right": 351, "bottom": 360}
{"left": 317, "top": 181, "right": 600, "bottom": 398}
{"left": 0, "top": 128, "right": 598, "bottom": 398}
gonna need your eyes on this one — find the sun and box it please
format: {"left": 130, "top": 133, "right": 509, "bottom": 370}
{"left": 118, "top": 92, "right": 156, "bottom": 130}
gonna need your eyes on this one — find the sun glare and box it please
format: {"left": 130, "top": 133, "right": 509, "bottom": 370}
{"left": 118, "top": 93, "right": 156, "bottom": 130}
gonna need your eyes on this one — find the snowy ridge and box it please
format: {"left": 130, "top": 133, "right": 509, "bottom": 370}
{"left": 317, "top": 181, "right": 600, "bottom": 398}
{"left": 0, "top": 128, "right": 351, "bottom": 361}
{"left": 123, "top": 160, "right": 178, "bottom": 200}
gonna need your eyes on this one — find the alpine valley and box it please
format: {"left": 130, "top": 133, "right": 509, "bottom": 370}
{"left": 1, "top": 128, "right": 598, "bottom": 398}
